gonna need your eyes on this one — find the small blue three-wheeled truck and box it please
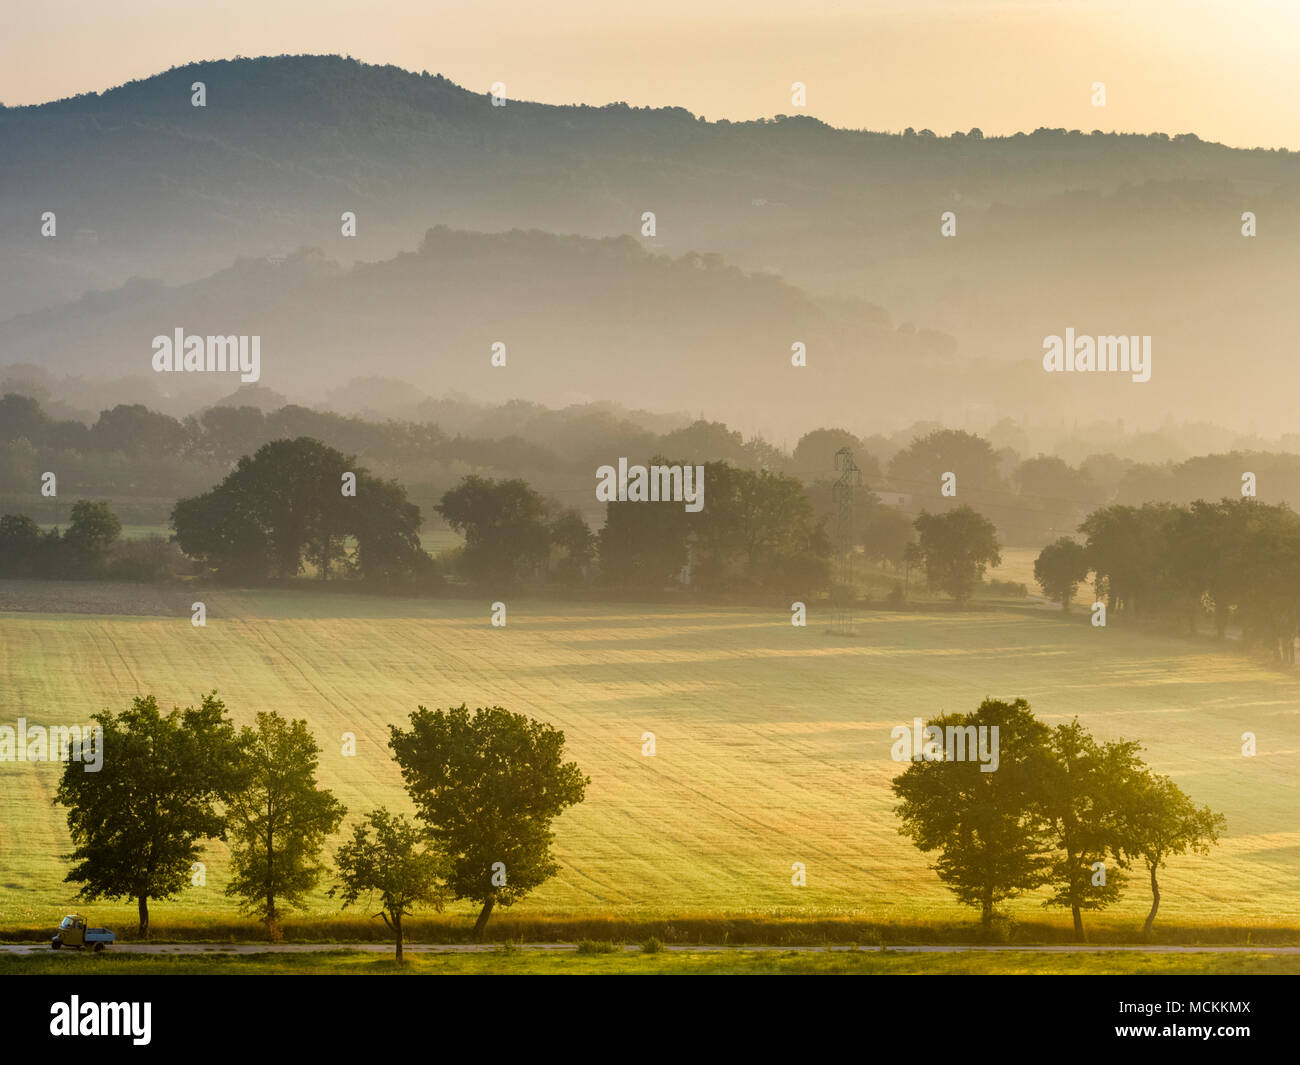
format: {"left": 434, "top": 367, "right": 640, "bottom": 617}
{"left": 51, "top": 914, "right": 116, "bottom": 951}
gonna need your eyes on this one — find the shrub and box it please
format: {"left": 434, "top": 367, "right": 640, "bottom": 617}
{"left": 109, "top": 535, "right": 187, "bottom": 581}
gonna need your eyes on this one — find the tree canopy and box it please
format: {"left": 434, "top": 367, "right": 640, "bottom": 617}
{"left": 389, "top": 704, "right": 588, "bottom": 938}
{"left": 224, "top": 712, "right": 346, "bottom": 936}
{"left": 332, "top": 807, "right": 446, "bottom": 962}
{"left": 172, "top": 436, "right": 429, "bottom": 584}
{"left": 913, "top": 505, "right": 1002, "bottom": 603}
{"left": 55, "top": 692, "right": 242, "bottom": 936}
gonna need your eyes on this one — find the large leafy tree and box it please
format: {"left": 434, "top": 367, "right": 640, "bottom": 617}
{"left": 89, "top": 403, "right": 189, "bottom": 456}
{"left": 237, "top": 437, "right": 348, "bottom": 579}
{"left": 692, "top": 462, "right": 831, "bottom": 594}
{"left": 172, "top": 436, "right": 429, "bottom": 584}
{"left": 791, "top": 429, "right": 880, "bottom": 482}
{"left": 1013, "top": 455, "right": 1097, "bottom": 507}
{"left": 1229, "top": 502, "right": 1300, "bottom": 663}
{"left": 0, "top": 513, "right": 43, "bottom": 576}
{"left": 435, "top": 475, "right": 552, "bottom": 586}
{"left": 913, "top": 505, "right": 1002, "bottom": 604}
{"left": 1114, "top": 772, "right": 1226, "bottom": 936}
{"left": 892, "top": 698, "right": 1053, "bottom": 931}
{"left": 389, "top": 705, "right": 589, "bottom": 939}
{"left": 1163, "top": 500, "right": 1232, "bottom": 635}
{"left": 597, "top": 494, "right": 691, "bottom": 590}
{"left": 55, "top": 693, "right": 242, "bottom": 936}
{"left": 1078, "top": 502, "right": 1180, "bottom": 617}
{"left": 1033, "top": 537, "right": 1090, "bottom": 611}
{"left": 1037, "top": 720, "right": 1142, "bottom": 939}
{"left": 225, "top": 712, "right": 346, "bottom": 938}
{"left": 63, "top": 499, "right": 122, "bottom": 577}
{"left": 548, "top": 507, "right": 596, "bottom": 584}
{"left": 887, "top": 429, "right": 1005, "bottom": 506}
{"left": 350, "top": 473, "right": 431, "bottom": 583}
{"left": 0, "top": 392, "right": 53, "bottom": 442}
{"left": 862, "top": 503, "right": 915, "bottom": 566}
{"left": 332, "top": 808, "right": 446, "bottom": 962}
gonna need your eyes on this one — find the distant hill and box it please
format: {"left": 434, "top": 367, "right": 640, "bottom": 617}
{"left": 0, "top": 226, "right": 958, "bottom": 434}
{"left": 3, "top": 54, "right": 1299, "bottom": 433}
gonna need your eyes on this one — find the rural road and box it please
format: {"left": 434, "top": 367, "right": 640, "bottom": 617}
{"left": 3, "top": 942, "right": 1297, "bottom": 955}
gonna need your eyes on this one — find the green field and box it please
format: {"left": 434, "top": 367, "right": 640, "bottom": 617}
{"left": 2, "top": 578, "right": 1298, "bottom": 936}
{"left": 2, "top": 948, "right": 1296, "bottom": 976}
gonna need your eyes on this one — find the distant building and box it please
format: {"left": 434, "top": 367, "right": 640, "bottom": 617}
{"left": 677, "top": 531, "right": 698, "bottom": 586}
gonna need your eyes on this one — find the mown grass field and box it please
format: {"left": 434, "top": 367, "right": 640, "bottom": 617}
{"left": 3, "top": 948, "right": 1297, "bottom": 976}
{"left": 1, "top": 575, "right": 1297, "bottom": 937}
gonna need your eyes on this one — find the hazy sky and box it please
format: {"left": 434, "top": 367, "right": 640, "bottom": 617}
{"left": 4, "top": 0, "right": 1299, "bottom": 148}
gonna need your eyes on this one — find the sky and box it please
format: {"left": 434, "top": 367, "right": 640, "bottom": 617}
{"left": 3, "top": 0, "right": 1299, "bottom": 149}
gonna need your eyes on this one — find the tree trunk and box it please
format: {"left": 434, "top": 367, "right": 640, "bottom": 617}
{"left": 265, "top": 824, "right": 278, "bottom": 939}
{"left": 137, "top": 894, "right": 149, "bottom": 938}
{"left": 980, "top": 890, "right": 992, "bottom": 933}
{"left": 394, "top": 913, "right": 403, "bottom": 963}
{"left": 1071, "top": 902, "right": 1084, "bottom": 941}
{"left": 1143, "top": 863, "right": 1160, "bottom": 937}
{"left": 473, "top": 895, "right": 496, "bottom": 940}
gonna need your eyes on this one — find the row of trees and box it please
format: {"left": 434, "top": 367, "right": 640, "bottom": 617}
{"left": 439, "top": 463, "right": 832, "bottom": 595}
{"left": 60, "top": 691, "right": 1211, "bottom": 948}
{"left": 166, "top": 438, "right": 835, "bottom": 597}
{"left": 0, "top": 443, "right": 1019, "bottom": 610}
{"left": 56, "top": 695, "right": 587, "bottom": 958}
{"left": 0, "top": 500, "right": 125, "bottom": 579}
{"left": 1, "top": 392, "right": 776, "bottom": 474}
{"left": 17, "top": 386, "right": 1300, "bottom": 549}
{"left": 436, "top": 475, "right": 595, "bottom": 587}
{"left": 3, "top": 444, "right": 1016, "bottom": 608}
{"left": 893, "top": 698, "right": 1224, "bottom": 938}
{"left": 1034, "top": 498, "right": 1300, "bottom": 661}
{"left": 438, "top": 468, "right": 1004, "bottom": 606}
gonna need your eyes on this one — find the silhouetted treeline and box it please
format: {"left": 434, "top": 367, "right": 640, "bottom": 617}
{"left": 0, "top": 393, "right": 783, "bottom": 526}
{"left": 1038, "top": 498, "right": 1300, "bottom": 663}
{"left": 1, "top": 438, "right": 833, "bottom": 599}
{"left": 894, "top": 698, "right": 1224, "bottom": 938}
{"left": 15, "top": 392, "right": 1300, "bottom": 556}
{"left": 0, "top": 499, "right": 183, "bottom": 581}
